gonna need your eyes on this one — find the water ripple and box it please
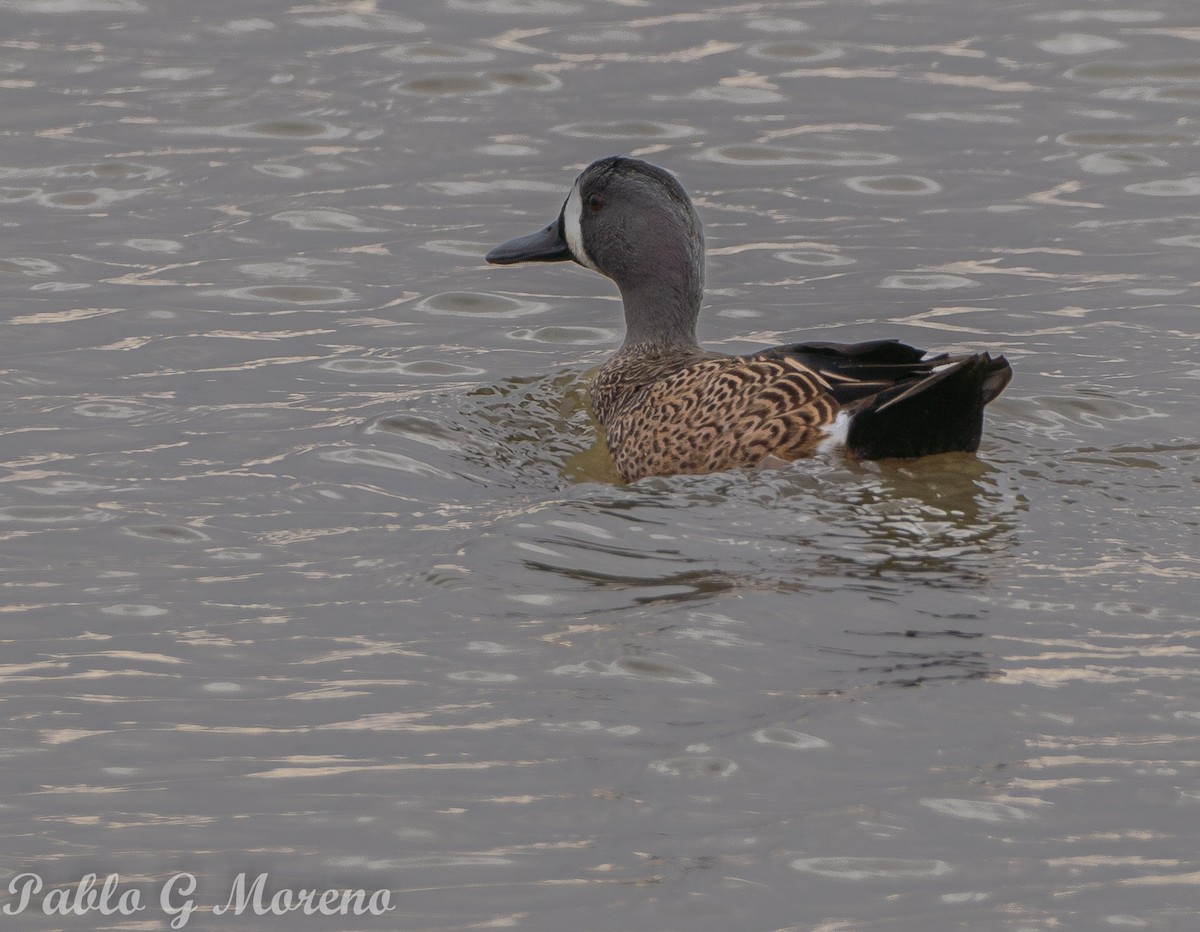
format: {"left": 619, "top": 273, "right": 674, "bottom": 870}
{"left": 1077, "top": 151, "right": 1167, "bottom": 174}
{"left": 7, "top": 0, "right": 145, "bottom": 8}
{"left": 1037, "top": 33, "right": 1125, "bottom": 55}
{"left": 272, "top": 209, "right": 385, "bottom": 232}
{"left": 921, "top": 798, "right": 1039, "bottom": 822}
{"left": 164, "top": 120, "right": 350, "bottom": 140}
{"left": 1124, "top": 177, "right": 1200, "bottom": 197}
{"left": 212, "top": 285, "right": 356, "bottom": 304}
{"left": 552, "top": 120, "right": 696, "bottom": 140}
{"left": 293, "top": 10, "right": 422, "bottom": 33}
{"left": 748, "top": 40, "right": 843, "bottom": 63}
{"left": 1058, "top": 130, "right": 1193, "bottom": 147}
{"left": 0, "top": 505, "right": 107, "bottom": 523}
{"left": 1067, "top": 61, "right": 1200, "bottom": 83}
{"left": 319, "top": 447, "right": 455, "bottom": 479}
{"left": 322, "top": 359, "right": 485, "bottom": 377}
{"left": 394, "top": 70, "right": 560, "bottom": 97}
{"left": 649, "top": 756, "right": 738, "bottom": 778}
{"left": 844, "top": 174, "right": 942, "bottom": 195}
{"left": 417, "top": 291, "right": 549, "bottom": 319}
{"left": 775, "top": 248, "right": 855, "bottom": 267}
{"left": 702, "top": 144, "right": 898, "bottom": 167}
{"left": 791, "top": 857, "right": 953, "bottom": 880}
{"left": 879, "top": 273, "right": 979, "bottom": 290}
{"left": 380, "top": 42, "right": 494, "bottom": 64}
{"left": 752, "top": 727, "right": 829, "bottom": 749}
{"left": 366, "top": 414, "right": 469, "bottom": 454}
{"left": 450, "top": 0, "right": 581, "bottom": 13}
{"left": 552, "top": 657, "right": 713, "bottom": 685}
{"left": 506, "top": 325, "right": 617, "bottom": 345}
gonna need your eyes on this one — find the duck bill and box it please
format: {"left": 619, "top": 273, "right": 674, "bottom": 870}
{"left": 486, "top": 215, "right": 573, "bottom": 265}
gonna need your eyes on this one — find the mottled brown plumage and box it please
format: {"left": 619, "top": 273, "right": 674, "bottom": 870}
{"left": 486, "top": 156, "right": 1012, "bottom": 482}
{"left": 591, "top": 350, "right": 836, "bottom": 479}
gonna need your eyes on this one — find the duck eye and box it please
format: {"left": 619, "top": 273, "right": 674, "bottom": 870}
{"left": 587, "top": 193, "right": 604, "bottom": 211}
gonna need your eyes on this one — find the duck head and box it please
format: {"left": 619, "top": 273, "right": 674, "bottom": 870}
{"left": 487, "top": 156, "right": 705, "bottom": 351}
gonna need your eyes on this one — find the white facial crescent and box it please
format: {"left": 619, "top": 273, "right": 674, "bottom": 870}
{"left": 563, "top": 181, "right": 599, "bottom": 272}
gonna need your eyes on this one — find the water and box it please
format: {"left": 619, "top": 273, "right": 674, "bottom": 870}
{"left": 1, "top": 0, "right": 1198, "bottom": 928}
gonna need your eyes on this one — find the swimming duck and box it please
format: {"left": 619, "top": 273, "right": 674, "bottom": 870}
{"left": 487, "top": 156, "right": 1011, "bottom": 482}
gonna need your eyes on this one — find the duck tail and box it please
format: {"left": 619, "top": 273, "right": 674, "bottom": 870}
{"left": 845, "top": 353, "right": 1012, "bottom": 459}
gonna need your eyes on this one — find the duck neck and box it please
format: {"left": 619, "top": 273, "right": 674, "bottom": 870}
{"left": 615, "top": 259, "right": 704, "bottom": 357}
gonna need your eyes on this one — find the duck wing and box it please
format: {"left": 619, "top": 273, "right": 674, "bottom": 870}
{"left": 765, "top": 339, "right": 1013, "bottom": 459}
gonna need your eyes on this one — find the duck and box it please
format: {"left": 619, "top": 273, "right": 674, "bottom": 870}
{"left": 486, "top": 156, "right": 1011, "bottom": 483}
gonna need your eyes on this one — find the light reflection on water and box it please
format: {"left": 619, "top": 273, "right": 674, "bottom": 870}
{"left": 0, "top": 0, "right": 1198, "bottom": 927}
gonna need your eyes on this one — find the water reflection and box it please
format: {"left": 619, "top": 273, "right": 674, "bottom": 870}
{"left": 407, "top": 366, "right": 1024, "bottom": 695}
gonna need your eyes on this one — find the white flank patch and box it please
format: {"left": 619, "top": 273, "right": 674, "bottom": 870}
{"left": 816, "top": 411, "right": 850, "bottom": 454}
{"left": 563, "top": 181, "right": 599, "bottom": 272}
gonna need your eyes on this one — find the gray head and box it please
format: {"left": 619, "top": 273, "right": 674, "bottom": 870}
{"left": 487, "top": 156, "right": 705, "bottom": 352}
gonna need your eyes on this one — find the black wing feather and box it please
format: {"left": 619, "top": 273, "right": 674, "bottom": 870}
{"left": 765, "top": 339, "right": 1013, "bottom": 459}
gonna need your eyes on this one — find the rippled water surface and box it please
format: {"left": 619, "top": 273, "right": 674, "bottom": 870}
{"left": 1, "top": 0, "right": 1199, "bottom": 928}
